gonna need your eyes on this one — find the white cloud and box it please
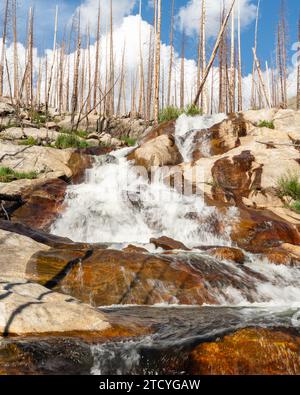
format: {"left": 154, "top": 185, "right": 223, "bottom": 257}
{"left": 74, "top": 0, "right": 137, "bottom": 35}
{"left": 176, "top": 0, "right": 257, "bottom": 37}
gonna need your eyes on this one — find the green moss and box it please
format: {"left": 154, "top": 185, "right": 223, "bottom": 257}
{"left": 55, "top": 133, "right": 90, "bottom": 149}
{"left": 120, "top": 136, "right": 137, "bottom": 147}
{"left": 0, "top": 167, "right": 38, "bottom": 183}
{"left": 257, "top": 120, "right": 275, "bottom": 129}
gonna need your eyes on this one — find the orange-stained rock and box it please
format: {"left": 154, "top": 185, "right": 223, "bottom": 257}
{"left": 231, "top": 206, "right": 300, "bottom": 253}
{"left": 27, "top": 248, "right": 220, "bottom": 306}
{"left": 206, "top": 247, "right": 245, "bottom": 264}
{"left": 11, "top": 178, "right": 67, "bottom": 231}
{"left": 123, "top": 245, "right": 148, "bottom": 253}
{"left": 212, "top": 150, "right": 259, "bottom": 204}
{"left": 188, "top": 328, "right": 300, "bottom": 375}
{"left": 128, "top": 134, "right": 182, "bottom": 172}
{"left": 150, "top": 236, "right": 190, "bottom": 251}
{"left": 140, "top": 120, "right": 176, "bottom": 144}
{"left": 262, "top": 247, "right": 300, "bottom": 266}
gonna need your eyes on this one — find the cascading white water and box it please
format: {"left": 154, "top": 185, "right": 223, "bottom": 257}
{"left": 175, "top": 113, "right": 227, "bottom": 162}
{"left": 52, "top": 114, "right": 233, "bottom": 247}
{"left": 51, "top": 113, "right": 300, "bottom": 309}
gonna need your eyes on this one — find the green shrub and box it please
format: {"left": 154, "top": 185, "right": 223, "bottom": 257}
{"left": 55, "top": 133, "right": 89, "bottom": 149}
{"left": 18, "top": 136, "right": 38, "bottom": 146}
{"left": 0, "top": 167, "right": 38, "bottom": 183}
{"left": 120, "top": 136, "right": 137, "bottom": 147}
{"left": 257, "top": 120, "right": 275, "bottom": 129}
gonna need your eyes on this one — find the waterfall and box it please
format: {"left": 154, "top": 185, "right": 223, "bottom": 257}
{"left": 175, "top": 113, "right": 227, "bottom": 162}
{"left": 52, "top": 114, "right": 233, "bottom": 247}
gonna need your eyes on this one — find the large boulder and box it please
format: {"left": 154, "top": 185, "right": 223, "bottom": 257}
{"left": 0, "top": 100, "right": 14, "bottom": 116}
{"left": 241, "top": 108, "right": 278, "bottom": 125}
{"left": 188, "top": 328, "right": 300, "bottom": 375}
{"left": 0, "top": 127, "right": 60, "bottom": 143}
{"left": 128, "top": 134, "right": 183, "bottom": 171}
{"left": 27, "top": 247, "right": 269, "bottom": 307}
{"left": 273, "top": 109, "right": 300, "bottom": 134}
{"left": 10, "top": 178, "right": 68, "bottom": 230}
{"left": 0, "top": 141, "right": 90, "bottom": 180}
{"left": 0, "top": 279, "right": 110, "bottom": 336}
{"left": 0, "top": 229, "right": 49, "bottom": 280}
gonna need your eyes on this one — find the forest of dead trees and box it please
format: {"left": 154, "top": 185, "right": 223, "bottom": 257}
{"left": 0, "top": 0, "right": 299, "bottom": 128}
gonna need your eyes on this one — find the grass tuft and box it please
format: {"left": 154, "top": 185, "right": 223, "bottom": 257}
{"left": 55, "top": 133, "right": 90, "bottom": 149}
{"left": 158, "top": 105, "right": 203, "bottom": 123}
{"left": 257, "top": 120, "right": 275, "bottom": 129}
{"left": 120, "top": 136, "right": 137, "bottom": 147}
{"left": 0, "top": 167, "right": 38, "bottom": 183}
{"left": 277, "top": 172, "right": 300, "bottom": 214}
{"left": 18, "top": 136, "right": 38, "bottom": 146}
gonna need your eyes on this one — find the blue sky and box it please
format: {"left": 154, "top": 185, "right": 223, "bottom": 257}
{"left": 5, "top": 0, "right": 300, "bottom": 76}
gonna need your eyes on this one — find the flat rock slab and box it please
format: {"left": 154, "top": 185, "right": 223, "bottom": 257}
{"left": 0, "top": 229, "right": 50, "bottom": 280}
{"left": 0, "top": 279, "right": 110, "bottom": 336}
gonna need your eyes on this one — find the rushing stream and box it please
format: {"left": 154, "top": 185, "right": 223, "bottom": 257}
{"left": 14, "top": 113, "right": 300, "bottom": 375}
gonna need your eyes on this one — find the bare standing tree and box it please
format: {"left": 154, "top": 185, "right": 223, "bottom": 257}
{"left": 180, "top": 30, "right": 185, "bottom": 110}
{"left": 71, "top": 12, "right": 81, "bottom": 129}
{"left": 0, "top": 0, "right": 9, "bottom": 97}
{"left": 251, "top": 0, "right": 260, "bottom": 109}
{"left": 93, "top": 0, "right": 101, "bottom": 114}
{"left": 237, "top": 0, "right": 243, "bottom": 111}
{"left": 297, "top": 14, "right": 300, "bottom": 110}
{"left": 167, "top": 0, "right": 175, "bottom": 107}
{"left": 193, "top": 0, "right": 236, "bottom": 107}
{"left": 153, "top": 0, "right": 161, "bottom": 126}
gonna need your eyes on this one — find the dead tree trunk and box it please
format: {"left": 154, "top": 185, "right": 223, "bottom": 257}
{"left": 297, "top": 14, "right": 300, "bottom": 110}
{"left": 94, "top": 1, "right": 101, "bottom": 114}
{"left": 193, "top": 0, "right": 236, "bottom": 107}
{"left": 167, "top": 0, "right": 175, "bottom": 107}
{"left": 180, "top": 30, "right": 185, "bottom": 110}
{"left": 0, "top": 0, "right": 9, "bottom": 97}
{"left": 153, "top": 0, "right": 161, "bottom": 126}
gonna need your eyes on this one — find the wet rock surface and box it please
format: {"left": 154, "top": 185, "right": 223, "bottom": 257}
{"left": 189, "top": 328, "right": 300, "bottom": 375}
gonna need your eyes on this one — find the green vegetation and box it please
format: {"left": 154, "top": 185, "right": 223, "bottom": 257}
{"left": 257, "top": 120, "right": 275, "bottom": 129}
{"left": 158, "top": 105, "right": 203, "bottom": 123}
{"left": 120, "top": 136, "right": 137, "bottom": 147}
{"left": 55, "top": 133, "right": 90, "bottom": 149}
{"left": 277, "top": 172, "right": 300, "bottom": 214}
{"left": 184, "top": 104, "right": 203, "bottom": 117}
{"left": 158, "top": 106, "right": 183, "bottom": 123}
{"left": 60, "top": 127, "right": 89, "bottom": 139}
{"left": 0, "top": 167, "right": 38, "bottom": 183}
{"left": 18, "top": 136, "right": 38, "bottom": 146}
